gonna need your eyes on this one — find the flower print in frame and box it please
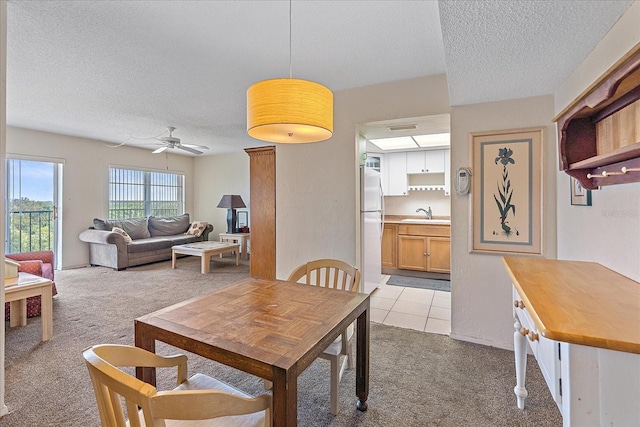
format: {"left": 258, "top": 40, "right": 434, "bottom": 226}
{"left": 471, "top": 128, "right": 543, "bottom": 255}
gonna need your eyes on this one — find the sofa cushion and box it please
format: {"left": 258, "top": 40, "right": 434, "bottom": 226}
{"left": 94, "top": 217, "right": 151, "bottom": 240}
{"left": 169, "top": 234, "right": 202, "bottom": 245}
{"left": 126, "top": 237, "right": 173, "bottom": 254}
{"left": 148, "top": 213, "right": 190, "bottom": 237}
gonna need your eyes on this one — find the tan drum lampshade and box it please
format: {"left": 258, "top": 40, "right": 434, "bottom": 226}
{"left": 247, "top": 78, "right": 333, "bottom": 143}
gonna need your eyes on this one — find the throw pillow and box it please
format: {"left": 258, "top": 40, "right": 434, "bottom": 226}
{"left": 93, "top": 218, "right": 112, "bottom": 231}
{"left": 112, "top": 226, "right": 133, "bottom": 244}
{"left": 148, "top": 213, "right": 190, "bottom": 236}
{"left": 186, "top": 221, "right": 208, "bottom": 238}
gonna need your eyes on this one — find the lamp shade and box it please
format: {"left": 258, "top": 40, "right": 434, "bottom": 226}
{"left": 247, "top": 78, "right": 333, "bottom": 143}
{"left": 217, "top": 195, "right": 246, "bottom": 209}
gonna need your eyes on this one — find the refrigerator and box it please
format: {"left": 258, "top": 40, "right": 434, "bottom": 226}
{"left": 360, "top": 165, "right": 384, "bottom": 294}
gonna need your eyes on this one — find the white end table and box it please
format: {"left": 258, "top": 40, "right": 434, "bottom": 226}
{"left": 219, "top": 232, "right": 250, "bottom": 260}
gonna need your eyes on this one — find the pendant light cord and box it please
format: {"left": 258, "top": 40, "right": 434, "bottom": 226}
{"left": 289, "top": 0, "right": 292, "bottom": 78}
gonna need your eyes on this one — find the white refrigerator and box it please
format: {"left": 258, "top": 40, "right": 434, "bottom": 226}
{"left": 360, "top": 165, "right": 384, "bottom": 294}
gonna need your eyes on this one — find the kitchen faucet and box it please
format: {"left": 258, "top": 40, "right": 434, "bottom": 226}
{"left": 416, "top": 206, "right": 432, "bottom": 219}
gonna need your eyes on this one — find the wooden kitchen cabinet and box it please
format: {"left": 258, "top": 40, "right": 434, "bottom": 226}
{"left": 397, "top": 224, "right": 450, "bottom": 273}
{"left": 381, "top": 223, "right": 397, "bottom": 268}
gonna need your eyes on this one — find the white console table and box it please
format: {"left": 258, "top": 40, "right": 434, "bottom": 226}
{"left": 503, "top": 257, "right": 640, "bottom": 427}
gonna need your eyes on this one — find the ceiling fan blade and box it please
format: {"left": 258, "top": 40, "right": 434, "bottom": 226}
{"left": 178, "top": 145, "right": 203, "bottom": 155}
{"left": 152, "top": 146, "right": 168, "bottom": 154}
{"left": 182, "top": 143, "right": 209, "bottom": 150}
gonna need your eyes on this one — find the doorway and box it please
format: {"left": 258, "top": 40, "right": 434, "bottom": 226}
{"left": 5, "top": 158, "right": 62, "bottom": 267}
{"left": 357, "top": 115, "right": 451, "bottom": 335}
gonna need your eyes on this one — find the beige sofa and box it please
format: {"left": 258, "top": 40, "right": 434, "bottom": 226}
{"left": 79, "top": 214, "right": 212, "bottom": 270}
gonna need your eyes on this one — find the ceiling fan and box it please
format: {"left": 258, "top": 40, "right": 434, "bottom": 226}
{"left": 153, "top": 127, "right": 209, "bottom": 155}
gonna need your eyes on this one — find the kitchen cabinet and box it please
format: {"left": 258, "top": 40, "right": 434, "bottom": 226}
{"left": 386, "top": 152, "right": 407, "bottom": 196}
{"left": 397, "top": 224, "right": 450, "bottom": 273}
{"left": 381, "top": 223, "right": 397, "bottom": 268}
{"left": 406, "top": 150, "right": 445, "bottom": 174}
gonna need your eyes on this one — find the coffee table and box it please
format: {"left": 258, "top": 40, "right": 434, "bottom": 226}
{"left": 5, "top": 272, "right": 54, "bottom": 341}
{"left": 171, "top": 241, "right": 240, "bottom": 274}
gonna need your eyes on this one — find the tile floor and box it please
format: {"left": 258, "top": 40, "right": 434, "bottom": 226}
{"left": 369, "top": 275, "right": 451, "bottom": 335}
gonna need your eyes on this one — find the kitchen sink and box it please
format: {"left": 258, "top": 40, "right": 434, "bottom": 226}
{"left": 400, "top": 219, "right": 450, "bottom": 224}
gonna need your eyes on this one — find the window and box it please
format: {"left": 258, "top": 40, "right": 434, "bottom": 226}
{"left": 108, "top": 167, "right": 184, "bottom": 219}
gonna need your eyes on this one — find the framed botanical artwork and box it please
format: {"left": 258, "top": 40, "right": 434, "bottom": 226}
{"left": 570, "top": 176, "right": 592, "bottom": 206}
{"left": 471, "top": 127, "right": 543, "bottom": 255}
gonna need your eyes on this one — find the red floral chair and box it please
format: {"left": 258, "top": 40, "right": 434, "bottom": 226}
{"left": 4, "top": 250, "right": 58, "bottom": 320}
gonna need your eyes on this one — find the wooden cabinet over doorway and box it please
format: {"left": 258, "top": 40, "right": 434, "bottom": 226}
{"left": 245, "top": 146, "right": 276, "bottom": 279}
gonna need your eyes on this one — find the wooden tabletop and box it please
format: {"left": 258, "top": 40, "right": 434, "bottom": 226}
{"left": 135, "top": 277, "right": 370, "bottom": 426}
{"left": 503, "top": 257, "right": 640, "bottom": 354}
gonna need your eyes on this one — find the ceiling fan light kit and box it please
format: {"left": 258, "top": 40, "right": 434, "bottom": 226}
{"left": 247, "top": 78, "right": 333, "bottom": 143}
{"left": 152, "top": 127, "right": 209, "bottom": 155}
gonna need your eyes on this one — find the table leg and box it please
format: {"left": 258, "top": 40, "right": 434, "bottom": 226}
{"left": 514, "top": 317, "right": 528, "bottom": 409}
{"left": 241, "top": 238, "right": 248, "bottom": 260}
{"left": 201, "top": 254, "right": 211, "bottom": 274}
{"left": 40, "top": 284, "right": 53, "bottom": 341}
{"left": 135, "top": 321, "right": 157, "bottom": 386}
{"left": 171, "top": 250, "right": 177, "bottom": 269}
{"left": 272, "top": 370, "right": 297, "bottom": 427}
{"left": 235, "top": 248, "right": 239, "bottom": 265}
{"left": 9, "top": 299, "right": 27, "bottom": 327}
{"left": 356, "top": 305, "right": 370, "bottom": 411}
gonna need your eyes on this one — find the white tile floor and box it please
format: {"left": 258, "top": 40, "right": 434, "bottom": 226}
{"left": 369, "top": 275, "right": 451, "bottom": 335}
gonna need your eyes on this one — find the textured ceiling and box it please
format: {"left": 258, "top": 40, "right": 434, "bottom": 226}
{"left": 5, "top": 0, "right": 633, "bottom": 156}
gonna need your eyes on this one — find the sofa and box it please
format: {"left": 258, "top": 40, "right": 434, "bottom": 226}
{"left": 4, "top": 250, "right": 58, "bottom": 320}
{"left": 79, "top": 214, "right": 212, "bottom": 270}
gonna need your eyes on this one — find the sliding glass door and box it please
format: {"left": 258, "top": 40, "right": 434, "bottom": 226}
{"left": 5, "top": 159, "right": 61, "bottom": 264}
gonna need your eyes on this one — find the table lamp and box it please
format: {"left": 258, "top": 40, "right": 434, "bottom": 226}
{"left": 217, "top": 195, "right": 246, "bottom": 233}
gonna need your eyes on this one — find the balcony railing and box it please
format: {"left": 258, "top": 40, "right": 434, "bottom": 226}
{"left": 6, "top": 210, "right": 54, "bottom": 254}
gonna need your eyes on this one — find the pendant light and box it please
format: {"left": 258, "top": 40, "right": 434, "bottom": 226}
{"left": 247, "top": 0, "right": 333, "bottom": 143}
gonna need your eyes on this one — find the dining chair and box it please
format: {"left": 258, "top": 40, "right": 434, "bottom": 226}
{"left": 269, "top": 258, "right": 361, "bottom": 415}
{"left": 83, "top": 344, "right": 271, "bottom": 427}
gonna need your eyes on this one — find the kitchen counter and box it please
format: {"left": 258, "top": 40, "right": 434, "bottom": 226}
{"left": 384, "top": 215, "right": 451, "bottom": 224}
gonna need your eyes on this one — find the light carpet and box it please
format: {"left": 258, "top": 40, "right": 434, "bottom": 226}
{"left": 3, "top": 256, "right": 561, "bottom": 426}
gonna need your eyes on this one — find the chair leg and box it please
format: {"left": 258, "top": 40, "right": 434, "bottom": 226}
{"left": 345, "top": 338, "right": 355, "bottom": 370}
{"left": 330, "top": 355, "right": 339, "bottom": 415}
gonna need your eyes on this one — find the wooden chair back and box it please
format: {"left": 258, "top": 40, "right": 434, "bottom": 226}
{"left": 287, "top": 258, "right": 361, "bottom": 293}
{"left": 83, "top": 344, "right": 271, "bottom": 427}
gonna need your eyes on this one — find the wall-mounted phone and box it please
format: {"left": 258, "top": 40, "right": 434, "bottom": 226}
{"left": 454, "top": 167, "right": 472, "bottom": 195}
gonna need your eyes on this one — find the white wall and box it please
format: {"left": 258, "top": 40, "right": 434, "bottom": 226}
{"left": 555, "top": 1, "right": 640, "bottom": 281}
{"left": 6, "top": 127, "right": 196, "bottom": 269}
{"left": 449, "top": 95, "right": 558, "bottom": 349}
{"left": 275, "top": 75, "right": 450, "bottom": 279}
{"left": 193, "top": 152, "right": 250, "bottom": 240}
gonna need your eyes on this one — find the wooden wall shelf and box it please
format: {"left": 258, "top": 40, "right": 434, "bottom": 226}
{"left": 554, "top": 43, "right": 640, "bottom": 189}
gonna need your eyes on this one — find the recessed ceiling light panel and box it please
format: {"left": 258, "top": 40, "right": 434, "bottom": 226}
{"left": 413, "top": 133, "right": 450, "bottom": 148}
{"left": 369, "top": 136, "right": 418, "bottom": 150}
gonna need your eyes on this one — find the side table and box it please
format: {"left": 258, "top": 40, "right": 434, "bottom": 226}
{"left": 5, "top": 272, "right": 53, "bottom": 341}
{"left": 219, "top": 232, "right": 250, "bottom": 260}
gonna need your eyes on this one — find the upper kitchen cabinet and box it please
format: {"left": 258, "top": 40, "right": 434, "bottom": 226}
{"left": 387, "top": 152, "right": 408, "bottom": 196}
{"left": 406, "top": 150, "right": 445, "bottom": 174}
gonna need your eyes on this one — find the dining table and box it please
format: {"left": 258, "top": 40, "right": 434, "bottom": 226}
{"left": 134, "top": 277, "right": 370, "bottom": 427}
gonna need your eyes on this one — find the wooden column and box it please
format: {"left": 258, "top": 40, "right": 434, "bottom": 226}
{"left": 244, "top": 146, "right": 276, "bottom": 279}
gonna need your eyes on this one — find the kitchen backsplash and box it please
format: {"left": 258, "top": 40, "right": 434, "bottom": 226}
{"left": 384, "top": 190, "right": 450, "bottom": 217}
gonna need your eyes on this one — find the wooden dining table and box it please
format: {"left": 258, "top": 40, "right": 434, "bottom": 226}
{"left": 134, "top": 277, "right": 370, "bottom": 427}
